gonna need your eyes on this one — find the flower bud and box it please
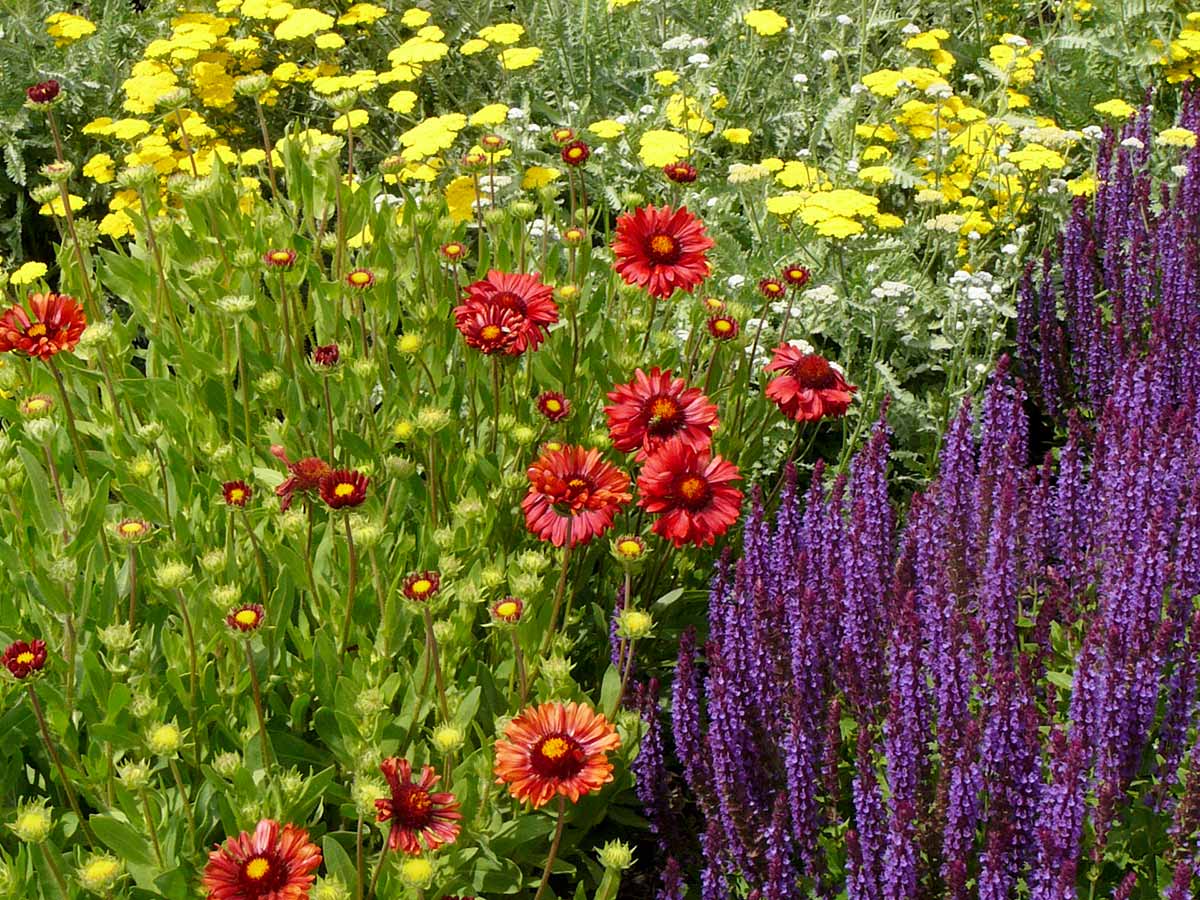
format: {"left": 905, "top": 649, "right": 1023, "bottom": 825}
{"left": 117, "top": 760, "right": 151, "bottom": 790}
{"left": 312, "top": 878, "right": 351, "bottom": 900}
{"left": 431, "top": 724, "right": 465, "bottom": 753}
{"left": 154, "top": 560, "right": 191, "bottom": 590}
{"left": 214, "top": 751, "right": 242, "bottom": 778}
{"left": 9, "top": 800, "right": 52, "bottom": 844}
{"left": 618, "top": 608, "right": 654, "bottom": 640}
{"left": 598, "top": 839, "right": 635, "bottom": 871}
{"left": 398, "top": 857, "right": 434, "bottom": 888}
{"left": 147, "top": 722, "right": 183, "bottom": 756}
{"left": 78, "top": 855, "right": 123, "bottom": 894}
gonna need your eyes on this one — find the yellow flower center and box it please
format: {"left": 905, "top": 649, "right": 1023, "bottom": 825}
{"left": 545, "top": 399, "right": 561, "bottom": 412}
{"left": 245, "top": 858, "right": 270, "bottom": 880}
{"left": 16, "top": 651, "right": 34, "bottom": 665}
{"left": 715, "top": 320, "right": 731, "bottom": 333}
{"left": 480, "top": 325, "right": 502, "bottom": 340}
{"left": 334, "top": 483, "right": 355, "bottom": 497}
{"left": 545, "top": 442, "right": 563, "bottom": 452}
{"left": 229, "top": 488, "right": 245, "bottom": 502}
{"left": 766, "top": 283, "right": 782, "bottom": 294}
{"left": 412, "top": 578, "right": 432, "bottom": 595}
{"left": 618, "top": 540, "right": 643, "bottom": 557}
{"left": 541, "top": 737, "right": 569, "bottom": 760}
{"left": 679, "top": 476, "right": 705, "bottom": 500}
{"left": 350, "top": 271, "right": 370, "bottom": 285}
{"left": 650, "top": 398, "right": 678, "bottom": 419}
{"left": 568, "top": 478, "right": 586, "bottom": 490}
{"left": 496, "top": 601, "right": 518, "bottom": 618}
{"left": 270, "top": 251, "right": 291, "bottom": 263}
{"left": 445, "top": 244, "right": 462, "bottom": 256}
{"left": 649, "top": 235, "right": 677, "bottom": 257}
{"left": 27, "top": 398, "right": 47, "bottom": 411}
{"left": 120, "top": 522, "right": 144, "bottom": 535}
{"left": 27, "top": 323, "right": 48, "bottom": 338}
{"left": 235, "top": 609, "right": 259, "bottom": 627}
{"left": 567, "top": 148, "right": 584, "bottom": 160}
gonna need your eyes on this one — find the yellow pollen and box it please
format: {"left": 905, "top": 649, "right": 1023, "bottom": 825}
{"left": 229, "top": 488, "right": 245, "bottom": 502}
{"left": 412, "top": 579, "right": 432, "bottom": 595}
{"left": 16, "top": 651, "right": 34, "bottom": 665}
{"left": 245, "top": 858, "right": 270, "bottom": 880}
{"left": 445, "top": 244, "right": 462, "bottom": 256}
{"left": 541, "top": 737, "right": 569, "bottom": 760}
{"left": 235, "top": 609, "right": 259, "bottom": 626}
{"left": 545, "top": 399, "right": 561, "bottom": 412}
{"left": 650, "top": 398, "right": 677, "bottom": 418}
{"left": 480, "top": 325, "right": 502, "bottom": 340}
{"left": 496, "top": 601, "right": 518, "bottom": 617}
{"left": 27, "top": 323, "right": 48, "bottom": 338}
{"left": 716, "top": 321, "right": 731, "bottom": 333}
{"left": 545, "top": 442, "right": 563, "bottom": 452}
{"left": 618, "top": 540, "right": 643, "bottom": 557}
{"left": 334, "top": 483, "right": 355, "bottom": 497}
{"left": 350, "top": 272, "right": 370, "bottom": 284}
{"left": 27, "top": 399, "right": 47, "bottom": 411}
{"left": 568, "top": 478, "right": 586, "bottom": 489}
{"left": 270, "top": 251, "right": 290, "bottom": 262}
{"left": 649, "top": 235, "right": 676, "bottom": 256}
{"left": 120, "top": 522, "right": 144, "bottom": 535}
{"left": 679, "top": 476, "right": 705, "bottom": 500}
{"left": 568, "top": 148, "right": 583, "bottom": 159}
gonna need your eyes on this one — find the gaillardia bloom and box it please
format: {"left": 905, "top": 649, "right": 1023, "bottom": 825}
{"left": 522, "top": 445, "right": 631, "bottom": 547}
{"left": 560, "top": 140, "right": 590, "bottom": 166}
{"left": 270, "top": 447, "right": 333, "bottom": 512}
{"left": 319, "top": 469, "right": 369, "bottom": 509}
{"left": 439, "top": 241, "right": 467, "bottom": 262}
{"left": 263, "top": 249, "right": 297, "bottom": 269}
{"left": 402, "top": 570, "right": 441, "bottom": 602}
{"left": 226, "top": 604, "right": 265, "bottom": 632}
{"left": 782, "top": 264, "right": 811, "bottom": 287}
{"left": 3, "top": 639, "right": 48, "bottom": 679}
{"left": 636, "top": 438, "right": 743, "bottom": 547}
{"left": 491, "top": 596, "right": 524, "bottom": 623}
{"left": 455, "top": 271, "right": 559, "bottom": 355}
{"left": 26, "top": 80, "right": 61, "bottom": 104}
{"left": 223, "top": 480, "right": 252, "bottom": 507}
{"left": 0, "top": 293, "right": 87, "bottom": 360}
{"left": 663, "top": 162, "right": 698, "bottom": 183}
{"left": 202, "top": 819, "right": 321, "bottom": 900}
{"left": 375, "top": 757, "right": 462, "bottom": 854}
{"left": 311, "top": 344, "right": 339, "bottom": 368}
{"left": 605, "top": 368, "right": 719, "bottom": 460}
{"left": 537, "top": 391, "right": 571, "bottom": 423}
{"left": 455, "top": 302, "right": 522, "bottom": 356}
{"left": 612, "top": 205, "right": 714, "bottom": 300}
{"left": 763, "top": 344, "right": 856, "bottom": 423}
{"left": 758, "top": 277, "right": 786, "bottom": 299}
{"left": 346, "top": 269, "right": 375, "bottom": 289}
{"left": 707, "top": 315, "right": 739, "bottom": 341}
{"left": 494, "top": 701, "right": 621, "bottom": 807}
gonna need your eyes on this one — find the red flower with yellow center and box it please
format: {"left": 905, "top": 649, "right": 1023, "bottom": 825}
{"left": 0, "top": 293, "right": 86, "bottom": 360}
{"left": 26, "top": 80, "right": 61, "bottom": 104}
{"left": 3, "top": 639, "right": 47, "bottom": 679}
{"left": 636, "top": 438, "right": 743, "bottom": 547}
{"left": 311, "top": 344, "right": 339, "bottom": 368}
{"left": 763, "top": 343, "right": 856, "bottom": 423}
{"left": 522, "top": 446, "right": 631, "bottom": 547}
{"left": 223, "top": 480, "right": 252, "bottom": 508}
{"left": 560, "top": 140, "right": 590, "bottom": 166}
{"left": 491, "top": 596, "right": 524, "bottom": 623}
{"left": 402, "top": 571, "right": 441, "bottom": 602}
{"left": 376, "top": 758, "right": 462, "bottom": 854}
{"left": 481, "top": 134, "right": 507, "bottom": 152}
{"left": 663, "top": 162, "right": 698, "bottom": 183}
{"left": 537, "top": 391, "right": 571, "bottom": 423}
{"left": 270, "top": 447, "right": 333, "bottom": 512}
{"left": 758, "top": 277, "right": 786, "bottom": 298}
{"left": 319, "top": 469, "right": 368, "bottom": 509}
{"left": 113, "top": 518, "right": 152, "bottom": 542}
{"left": 455, "top": 271, "right": 559, "bottom": 356}
{"left": 226, "top": 604, "right": 265, "bottom": 632}
{"left": 782, "top": 264, "right": 811, "bottom": 288}
{"left": 455, "top": 303, "right": 523, "bottom": 356}
{"left": 605, "top": 367, "right": 719, "bottom": 460}
{"left": 612, "top": 205, "right": 714, "bottom": 300}
{"left": 440, "top": 242, "right": 468, "bottom": 262}
{"left": 706, "top": 315, "right": 739, "bottom": 341}
{"left": 550, "top": 127, "right": 575, "bottom": 145}
{"left": 561, "top": 227, "right": 587, "bottom": 246}
{"left": 346, "top": 268, "right": 375, "bottom": 289}
{"left": 494, "top": 701, "right": 621, "bottom": 807}
{"left": 202, "top": 819, "right": 321, "bottom": 900}
{"left": 263, "top": 249, "right": 297, "bottom": 269}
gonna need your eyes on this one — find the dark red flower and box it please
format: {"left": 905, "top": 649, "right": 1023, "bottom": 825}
{"left": 490, "top": 596, "right": 524, "bottom": 623}
{"left": 636, "top": 439, "right": 743, "bottom": 548}
{"left": 454, "top": 302, "right": 523, "bottom": 356}
{"left": 561, "top": 227, "right": 587, "bottom": 247}
{"left": 312, "top": 344, "right": 339, "bottom": 367}
{"left": 758, "top": 277, "right": 786, "bottom": 299}
{"left": 481, "top": 134, "right": 507, "bottom": 152}
{"left": 522, "top": 446, "right": 631, "bottom": 547}
{"left": 376, "top": 757, "right": 462, "bottom": 855}
{"left": 561, "top": 140, "right": 590, "bottom": 166}
{"left": 663, "top": 162, "right": 697, "bottom": 183}
{"left": 202, "top": 819, "right": 321, "bottom": 900}
{"left": 226, "top": 604, "right": 265, "bottom": 632}
{"left": 782, "top": 264, "right": 811, "bottom": 288}
{"left": 605, "top": 367, "right": 719, "bottom": 460}
{"left": 223, "top": 480, "right": 252, "bottom": 507}
{"left": 263, "top": 249, "right": 297, "bottom": 269}
{"left": 346, "top": 269, "right": 375, "bottom": 289}
{"left": 537, "top": 391, "right": 571, "bottom": 422}
{"left": 0, "top": 293, "right": 87, "bottom": 360}
{"left": 454, "top": 270, "right": 559, "bottom": 355}
{"left": 440, "top": 241, "right": 468, "bottom": 262}
{"left": 3, "top": 639, "right": 47, "bottom": 679}
{"left": 26, "top": 80, "right": 60, "bottom": 104}
{"left": 706, "top": 315, "right": 739, "bottom": 341}
{"left": 402, "top": 571, "right": 441, "bottom": 602}
{"left": 763, "top": 344, "right": 856, "bottom": 423}
{"left": 612, "top": 205, "right": 714, "bottom": 300}
{"left": 270, "top": 446, "right": 333, "bottom": 512}
{"left": 319, "top": 469, "right": 369, "bottom": 509}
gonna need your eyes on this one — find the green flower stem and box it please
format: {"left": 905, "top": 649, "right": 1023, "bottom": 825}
{"left": 366, "top": 842, "right": 388, "bottom": 900}
{"left": 531, "top": 796, "right": 568, "bottom": 900}
{"left": 43, "top": 442, "right": 68, "bottom": 541}
{"left": 539, "top": 522, "right": 574, "bottom": 656}
{"left": 355, "top": 811, "right": 364, "bottom": 900}
{"left": 127, "top": 546, "right": 138, "bottom": 628}
{"left": 39, "top": 843, "right": 70, "bottom": 896}
{"left": 28, "top": 685, "right": 97, "bottom": 845}
{"left": 490, "top": 357, "right": 503, "bottom": 455}
{"left": 173, "top": 589, "right": 200, "bottom": 760}
{"left": 245, "top": 637, "right": 273, "bottom": 769}
{"left": 323, "top": 375, "right": 336, "bottom": 461}
{"left": 640, "top": 294, "right": 658, "bottom": 353}
{"left": 253, "top": 99, "right": 280, "bottom": 200}
{"left": 168, "top": 756, "right": 198, "bottom": 851}
{"left": 423, "top": 606, "right": 451, "bottom": 722}
{"left": 277, "top": 270, "right": 299, "bottom": 380}
{"left": 139, "top": 788, "right": 166, "bottom": 869}
{"left": 338, "top": 514, "right": 360, "bottom": 663}
{"left": 235, "top": 323, "right": 253, "bottom": 444}
{"left": 511, "top": 629, "right": 528, "bottom": 706}
{"left": 152, "top": 447, "right": 176, "bottom": 541}
{"left": 47, "top": 357, "right": 89, "bottom": 485}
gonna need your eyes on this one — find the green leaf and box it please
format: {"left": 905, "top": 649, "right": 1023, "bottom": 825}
{"left": 90, "top": 814, "right": 157, "bottom": 867}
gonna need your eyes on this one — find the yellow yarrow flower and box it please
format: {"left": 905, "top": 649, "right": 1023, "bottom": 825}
{"left": 400, "top": 7, "right": 430, "bottom": 27}
{"left": 638, "top": 129, "right": 690, "bottom": 167}
{"left": 721, "top": 128, "right": 751, "bottom": 144}
{"left": 399, "top": 113, "right": 467, "bottom": 158}
{"left": 498, "top": 46, "right": 542, "bottom": 69}
{"left": 388, "top": 91, "right": 418, "bottom": 114}
{"left": 588, "top": 119, "right": 625, "bottom": 139}
{"left": 45, "top": 12, "right": 96, "bottom": 46}
{"left": 653, "top": 70, "right": 680, "bottom": 87}
{"left": 1157, "top": 127, "right": 1197, "bottom": 148}
{"left": 522, "top": 166, "right": 560, "bottom": 189}
{"left": 444, "top": 175, "right": 478, "bottom": 223}
{"left": 1006, "top": 143, "right": 1066, "bottom": 172}
{"left": 744, "top": 8, "right": 788, "bottom": 36}
{"left": 338, "top": 3, "right": 386, "bottom": 26}
{"left": 858, "top": 165, "right": 894, "bottom": 185}
{"left": 332, "top": 109, "right": 369, "bottom": 131}
{"left": 470, "top": 103, "right": 510, "bottom": 126}
{"left": 460, "top": 38, "right": 489, "bottom": 55}
{"left": 274, "top": 8, "right": 334, "bottom": 40}
{"left": 83, "top": 153, "right": 116, "bottom": 184}
{"left": 479, "top": 22, "right": 524, "bottom": 44}
{"left": 665, "top": 94, "right": 713, "bottom": 134}
{"left": 39, "top": 194, "right": 86, "bottom": 217}
{"left": 10, "top": 262, "right": 48, "bottom": 286}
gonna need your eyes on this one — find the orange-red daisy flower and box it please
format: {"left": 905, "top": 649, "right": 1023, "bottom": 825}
{"left": 226, "top": 604, "right": 265, "bottom": 632}
{"left": 440, "top": 241, "right": 468, "bottom": 262}
{"left": 758, "top": 277, "right": 786, "bottom": 298}
{"left": 494, "top": 701, "right": 621, "bottom": 808}
{"left": 663, "top": 162, "right": 697, "bottom": 183}
{"left": 26, "top": 80, "right": 60, "bottom": 104}
{"left": 521, "top": 445, "right": 631, "bottom": 548}
{"left": 782, "top": 264, "right": 811, "bottom": 288}
{"left": 319, "top": 469, "right": 368, "bottom": 509}
{"left": 0, "top": 293, "right": 86, "bottom": 360}
{"left": 763, "top": 344, "right": 856, "bottom": 423}
{"left": 223, "top": 480, "right": 252, "bottom": 508}
{"left": 202, "top": 819, "right": 321, "bottom": 900}
{"left": 537, "top": 391, "right": 571, "bottom": 423}
{"left": 454, "top": 271, "right": 559, "bottom": 355}
{"left": 270, "top": 447, "right": 333, "bottom": 512}
{"left": 636, "top": 438, "right": 743, "bottom": 548}
{"left": 402, "top": 571, "right": 441, "bottom": 602}
{"left": 707, "top": 315, "right": 739, "bottom": 341}
{"left": 612, "top": 205, "right": 714, "bottom": 300}
{"left": 3, "top": 639, "right": 47, "bottom": 679}
{"left": 491, "top": 596, "right": 524, "bottom": 623}
{"left": 376, "top": 758, "right": 462, "bottom": 854}
{"left": 560, "top": 140, "right": 590, "bottom": 166}
{"left": 263, "top": 249, "right": 297, "bottom": 269}
{"left": 604, "top": 367, "right": 718, "bottom": 460}
{"left": 346, "top": 268, "right": 375, "bottom": 289}
{"left": 455, "top": 302, "right": 523, "bottom": 356}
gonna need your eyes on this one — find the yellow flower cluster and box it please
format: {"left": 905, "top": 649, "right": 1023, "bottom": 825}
{"left": 45, "top": 11, "right": 96, "bottom": 47}
{"left": 1162, "top": 12, "right": 1200, "bottom": 83}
